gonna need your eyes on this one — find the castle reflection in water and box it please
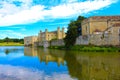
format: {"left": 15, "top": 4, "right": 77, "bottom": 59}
{"left": 24, "top": 47, "right": 120, "bottom": 80}
{"left": 24, "top": 47, "right": 65, "bottom": 66}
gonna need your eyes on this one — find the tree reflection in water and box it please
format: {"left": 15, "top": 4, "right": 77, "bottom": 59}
{"left": 4, "top": 49, "right": 10, "bottom": 55}
{"left": 64, "top": 51, "right": 83, "bottom": 80}
{"left": 4, "top": 48, "right": 22, "bottom": 55}
{"left": 64, "top": 51, "right": 120, "bottom": 80}
{"left": 24, "top": 47, "right": 120, "bottom": 80}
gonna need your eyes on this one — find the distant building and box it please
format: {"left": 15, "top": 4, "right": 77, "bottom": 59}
{"left": 24, "top": 36, "right": 38, "bottom": 46}
{"left": 38, "top": 27, "right": 66, "bottom": 42}
{"left": 81, "top": 16, "right": 120, "bottom": 46}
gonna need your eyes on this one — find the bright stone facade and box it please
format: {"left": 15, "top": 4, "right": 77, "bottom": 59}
{"left": 81, "top": 16, "right": 120, "bottom": 46}
{"left": 24, "top": 27, "right": 66, "bottom": 47}
{"left": 24, "top": 36, "right": 38, "bottom": 46}
{"left": 38, "top": 27, "right": 66, "bottom": 42}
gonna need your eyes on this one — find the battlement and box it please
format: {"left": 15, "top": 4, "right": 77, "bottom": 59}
{"left": 82, "top": 16, "right": 120, "bottom": 24}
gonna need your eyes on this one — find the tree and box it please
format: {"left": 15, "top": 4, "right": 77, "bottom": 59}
{"left": 4, "top": 37, "right": 10, "bottom": 44}
{"left": 76, "top": 16, "right": 86, "bottom": 36}
{"left": 64, "top": 16, "right": 86, "bottom": 48}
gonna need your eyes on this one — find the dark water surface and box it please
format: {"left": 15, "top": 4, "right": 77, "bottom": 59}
{"left": 0, "top": 46, "right": 120, "bottom": 80}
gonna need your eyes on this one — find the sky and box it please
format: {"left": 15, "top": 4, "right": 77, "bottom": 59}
{"left": 0, "top": 0, "right": 120, "bottom": 39}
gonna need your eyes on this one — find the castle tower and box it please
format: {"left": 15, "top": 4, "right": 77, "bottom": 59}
{"left": 39, "top": 30, "right": 42, "bottom": 42}
{"left": 57, "top": 27, "right": 60, "bottom": 39}
{"left": 62, "top": 27, "right": 65, "bottom": 38}
{"left": 40, "top": 30, "right": 42, "bottom": 33}
{"left": 45, "top": 29, "right": 48, "bottom": 41}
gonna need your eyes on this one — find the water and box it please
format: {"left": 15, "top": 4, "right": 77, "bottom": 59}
{"left": 0, "top": 46, "right": 120, "bottom": 80}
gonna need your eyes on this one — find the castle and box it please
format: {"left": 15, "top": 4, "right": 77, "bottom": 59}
{"left": 24, "top": 36, "right": 38, "bottom": 46}
{"left": 82, "top": 16, "right": 120, "bottom": 35}
{"left": 24, "top": 27, "right": 66, "bottom": 46}
{"left": 81, "top": 16, "right": 120, "bottom": 46}
{"left": 38, "top": 27, "right": 66, "bottom": 42}
{"left": 24, "top": 15, "right": 120, "bottom": 47}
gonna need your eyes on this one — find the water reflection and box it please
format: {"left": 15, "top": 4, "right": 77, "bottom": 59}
{"left": 4, "top": 49, "right": 10, "bottom": 55}
{"left": 24, "top": 47, "right": 66, "bottom": 66}
{"left": 1, "top": 46, "right": 120, "bottom": 80}
{"left": 64, "top": 51, "right": 120, "bottom": 80}
{"left": 23, "top": 47, "right": 120, "bottom": 80}
{"left": 24, "top": 47, "right": 37, "bottom": 56}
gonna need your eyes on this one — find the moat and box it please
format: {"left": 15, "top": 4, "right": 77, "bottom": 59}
{"left": 0, "top": 46, "right": 120, "bottom": 80}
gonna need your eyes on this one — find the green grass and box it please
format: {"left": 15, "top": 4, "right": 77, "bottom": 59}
{"left": 48, "top": 46, "right": 65, "bottom": 50}
{"left": 48, "top": 45, "right": 120, "bottom": 52}
{"left": 70, "top": 45, "right": 120, "bottom": 52}
{"left": 0, "top": 42, "right": 24, "bottom": 46}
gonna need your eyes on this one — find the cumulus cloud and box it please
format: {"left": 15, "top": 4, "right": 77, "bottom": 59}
{"left": 0, "top": 0, "right": 118, "bottom": 26}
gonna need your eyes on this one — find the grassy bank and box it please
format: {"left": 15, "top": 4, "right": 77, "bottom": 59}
{"left": 0, "top": 42, "right": 24, "bottom": 46}
{"left": 48, "top": 45, "right": 120, "bottom": 52}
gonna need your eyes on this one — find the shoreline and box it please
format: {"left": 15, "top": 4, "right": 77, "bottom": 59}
{"left": 3, "top": 44, "right": 119, "bottom": 52}
{"left": 0, "top": 42, "right": 24, "bottom": 46}
{"left": 48, "top": 45, "right": 120, "bottom": 52}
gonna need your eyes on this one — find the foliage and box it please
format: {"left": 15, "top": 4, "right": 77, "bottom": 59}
{"left": 64, "top": 16, "right": 86, "bottom": 48}
{"left": 48, "top": 45, "right": 120, "bottom": 52}
{"left": 48, "top": 46, "right": 65, "bottom": 50}
{"left": 0, "top": 37, "right": 24, "bottom": 44}
{"left": 70, "top": 45, "right": 120, "bottom": 52}
{"left": 4, "top": 37, "right": 9, "bottom": 43}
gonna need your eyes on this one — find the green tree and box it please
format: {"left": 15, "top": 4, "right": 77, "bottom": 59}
{"left": 0, "top": 39, "right": 4, "bottom": 43}
{"left": 4, "top": 37, "right": 10, "bottom": 44}
{"left": 64, "top": 16, "right": 86, "bottom": 48}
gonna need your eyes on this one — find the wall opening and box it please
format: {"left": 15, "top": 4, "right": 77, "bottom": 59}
{"left": 119, "top": 29, "right": 120, "bottom": 45}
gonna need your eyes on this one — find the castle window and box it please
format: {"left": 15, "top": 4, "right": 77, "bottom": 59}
{"left": 86, "top": 26, "right": 87, "bottom": 33}
{"left": 119, "top": 29, "right": 120, "bottom": 41}
{"left": 27, "top": 41, "right": 28, "bottom": 43}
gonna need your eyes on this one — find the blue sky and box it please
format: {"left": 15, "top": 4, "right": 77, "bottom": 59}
{"left": 0, "top": 0, "right": 120, "bottom": 39}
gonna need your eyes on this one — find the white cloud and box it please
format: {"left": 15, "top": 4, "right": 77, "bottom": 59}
{"left": 0, "top": 30, "right": 26, "bottom": 38}
{"left": 0, "top": 65, "right": 74, "bottom": 80}
{"left": 0, "top": 53, "right": 23, "bottom": 59}
{"left": 64, "top": 27, "right": 68, "bottom": 32}
{"left": 0, "top": 0, "right": 118, "bottom": 26}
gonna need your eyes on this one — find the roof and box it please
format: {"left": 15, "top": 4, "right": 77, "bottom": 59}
{"left": 94, "top": 29, "right": 102, "bottom": 32}
{"left": 113, "top": 23, "right": 120, "bottom": 27}
{"left": 82, "top": 15, "right": 120, "bottom": 24}
{"left": 90, "top": 16, "right": 120, "bottom": 20}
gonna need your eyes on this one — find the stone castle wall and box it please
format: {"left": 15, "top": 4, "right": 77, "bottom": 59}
{"left": 90, "top": 34, "right": 120, "bottom": 46}
{"left": 82, "top": 16, "right": 120, "bottom": 36}
{"left": 38, "top": 27, "right": 66, "bottom": 42}
{"left": 75, "top": 35, "right": 89, "bottom": 45}
{"left": 36, "top": 36, "right": 90, "bottom": 47}
{"left": 24, "top": 36, "right": 38, "bottom": 46}
{"left": 50, "top": 39, "right": 65, "bottom": 46}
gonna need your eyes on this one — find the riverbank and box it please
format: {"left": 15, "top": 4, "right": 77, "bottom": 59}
{"left": 0, "top": 42, "right": 24, "bottom": 46}
{"left": 48, "top": 45, "right": 120, "bottom": 52}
